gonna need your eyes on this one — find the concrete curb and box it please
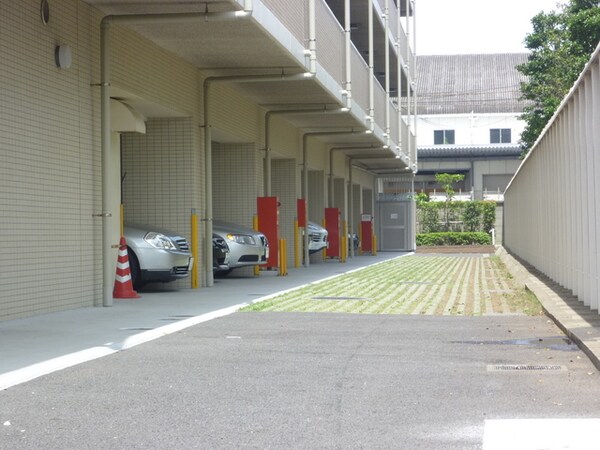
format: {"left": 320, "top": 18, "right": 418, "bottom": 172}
{"left": 496, "top": 246, "right": 600, "bottom": 371}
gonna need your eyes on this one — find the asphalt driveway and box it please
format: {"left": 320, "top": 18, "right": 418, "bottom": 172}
{"left": 2, "top": 311, "right": 599, "bottom": 449}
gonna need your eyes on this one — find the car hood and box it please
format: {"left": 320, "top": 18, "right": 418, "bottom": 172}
{"left": 213, "top": 220, "right": 264, "bottom": 236}
{"left": 124, "top": 223, "right": 185, "bottom": 239}
{"left": 307, "top": 221, "right": 327, "bottom": 233}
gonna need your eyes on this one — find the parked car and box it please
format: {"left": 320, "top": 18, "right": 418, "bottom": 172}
{"left": 212, "top": 233, "right": 230, "bottom": 273}
{"left": 307, "top": 221, "right": 328, "bottom": 254}
{"left": 212, "top": 220, "right": 269, "bottom": 276}
{"left": 124, "top": 223, "right": 193, "bottom": 290}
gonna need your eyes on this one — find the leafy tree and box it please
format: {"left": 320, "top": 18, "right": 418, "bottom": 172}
{"left": 481, "top": 201, "right": 497, "bottom": 233}
{"left": 462, "top": 202, "right": 481, "bottom": 232}
{"left": 435, "top": 173, "right": 465, "bottom": 231}
{"left": 518, "top": 0, "right": 600, "bottom": 155}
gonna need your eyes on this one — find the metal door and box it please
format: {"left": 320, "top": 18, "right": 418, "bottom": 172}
{"left": 377, "top": 201, "right": 414, "bottom": 251}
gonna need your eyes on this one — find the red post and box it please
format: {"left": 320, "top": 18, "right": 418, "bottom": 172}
{"left": 360, "top": 214, "right": 373, "bottom": 253}
{"left": 257, "top": 196, "right": 279, "bottom": 268}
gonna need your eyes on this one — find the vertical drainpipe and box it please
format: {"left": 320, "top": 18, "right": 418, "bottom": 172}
{"left": 344, "top": 0, "right": 352, "bottom": 110}
{"left": 100, "top": 18, "right": 114, "bottom": 307}
{"left": 203, "top": 79, "right": 214, "bottom": 287}
{"left": 405, "top": 0, "right": 412, "bottom": 169}
{"left": 348, "top": 156, "right": 354, "bottom": 258}
{"left": 411, "top": 0, "right": 418, "bottom": 171}
{"left": 396, "top": 0, "right": 403, "bottom": 159}
{"left": 367, "top": 0, "right": 375, "bottom": 132}
{"left": 308, "top": 0, "right": 317, "bottom": 75}
{"left": 384, "top": 0, "right": 391, "bottom": 149}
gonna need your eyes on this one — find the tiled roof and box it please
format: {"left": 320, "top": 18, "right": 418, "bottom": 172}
{"left": 418, "top": 144, "right": 522, "bottom": 159}
{"left": 416, "top": 54, "right": 529, "bottom": 115}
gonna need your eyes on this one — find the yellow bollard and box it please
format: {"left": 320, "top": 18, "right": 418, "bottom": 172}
{"left": 372, "top": 234, "right": 377, "bottom": 256}
{"left": 253, "top": 215, "right": 260, "bottom": 276}
{"left": 279, "top": 238, "right": 288, "bottom": 276}
{"left": 294, "top": 219, "right": 300, "bottom": 268}
{"left": 191, "top": 211, "right": 199, "bottom": 288}
{"left": 341, "top": 220, "right": 347, "bottom": 263}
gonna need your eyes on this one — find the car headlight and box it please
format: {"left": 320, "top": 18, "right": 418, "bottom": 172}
{"left": 144, "top": 232, "right": 177, "bottom": 250}
{"left": 226, "top": 233, "right": 256, "bottom": 245}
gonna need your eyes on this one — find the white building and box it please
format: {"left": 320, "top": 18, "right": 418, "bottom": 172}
{"left": 414, "top": 53, "right": 528, "bottom": 200}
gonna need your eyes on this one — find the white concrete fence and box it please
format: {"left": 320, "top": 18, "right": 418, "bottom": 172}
{"left": 504, "top": 43, "right": 600, "bottom": 313}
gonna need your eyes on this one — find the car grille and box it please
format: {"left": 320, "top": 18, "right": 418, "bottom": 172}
{"left": 310, "top": 234, "right": 326, "bottom": 243}
{"left": 173, "top": 266, "right": 190, "bottom": 275}
{"left": 239, "top": 255, "right": 259, "bottom": 262}
{"left": 175, "top": 238, "right": 190, "bottom": 252}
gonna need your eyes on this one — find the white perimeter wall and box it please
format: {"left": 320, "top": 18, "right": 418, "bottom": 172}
{"left": 504, "top": 46, "right": 600, "bottom": 313}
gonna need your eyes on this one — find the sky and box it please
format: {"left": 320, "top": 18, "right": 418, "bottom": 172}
{"left": 415, "top": 0, "right": 561, "bottom": 55}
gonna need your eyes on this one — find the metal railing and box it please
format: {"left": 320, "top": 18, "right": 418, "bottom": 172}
{"left": 315, "top": 0, "right": 345, "bottom": 87}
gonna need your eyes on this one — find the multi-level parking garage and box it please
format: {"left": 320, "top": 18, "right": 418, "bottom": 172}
{"left": 0, "top": 0, "right": 416, "bottom": 320}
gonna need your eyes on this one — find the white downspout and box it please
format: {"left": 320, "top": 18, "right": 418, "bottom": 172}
{"left": 100, "top": 19, "right": 114, "bottom": 307}
{"left": 344, "top": 0, "right": 352, "bottom": 110}
{"left": 384, "top": 0, "right": 391, "bottom": 149}
{"left": 367, "top": 0, "right": 375, "bottom": 132}
{"left": 348, "top": 157, "right": 354, "bottom": 258}
{"left": 412, "top": 0, "right": 418, "bottom": 170}
{"left": 308, "top": 0, "right": 317, "bottom": 75}
{"left": 405, "top": 0, "right": 412, "bottom": 168}
{"left": 396, "top": 1, "right": 403, "bottom": 159}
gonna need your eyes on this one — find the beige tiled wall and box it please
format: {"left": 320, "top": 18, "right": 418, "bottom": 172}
{"left": 308, "top": 170, "right": 326, "bottom": 225}
{"left": 333, "top": 178, "right": 347, "bottom": 218}
{"left": 212, "top": 142, "right": 261, "bottom": 228}
{"left": 0, "top": 0, "right": 100, "bottom": 320}
{"left": 121, "top": 118, "right": 201, "bottom": 288}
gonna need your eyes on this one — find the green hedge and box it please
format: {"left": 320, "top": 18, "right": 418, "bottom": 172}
{"left": 416, "top": 200, "right": 496, "bottom": 233}
{"left": 416, "top": 232, "right": 492, "bottom": 246}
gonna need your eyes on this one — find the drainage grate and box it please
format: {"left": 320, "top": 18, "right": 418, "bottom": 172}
{"left": 487, "top": 364, "right": 567, "bottom": 372}
{"left": 311, "top": 296, "right": 371, "bottom": 301}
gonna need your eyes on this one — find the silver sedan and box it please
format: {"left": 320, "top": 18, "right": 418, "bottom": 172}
{"left": 212, "top": 220, "right": 269, "bottom": 276}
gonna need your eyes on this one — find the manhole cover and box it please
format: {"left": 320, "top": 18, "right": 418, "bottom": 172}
{"left": 311, "top": 296, "right": 370, "bottom": 301}
{"left": 487, "top": 364, "right": 567, "bottom": 372}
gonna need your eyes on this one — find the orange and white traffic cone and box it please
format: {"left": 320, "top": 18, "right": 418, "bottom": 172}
{"left": 113, "top": 236, "right": 140, "bottom": 299}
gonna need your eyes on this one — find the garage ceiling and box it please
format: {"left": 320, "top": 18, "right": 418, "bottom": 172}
{"left": 83, "top": 0, "right": 409, "bottom": 174}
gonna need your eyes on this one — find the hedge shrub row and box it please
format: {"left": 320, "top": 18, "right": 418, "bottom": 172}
{"left": 416, "top": 200, "right": 496, "bottom": 233}
{"left": 416, "top": 232, "right": 492, "bottom": 246}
